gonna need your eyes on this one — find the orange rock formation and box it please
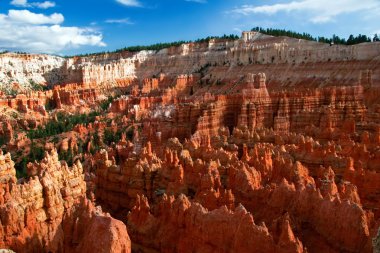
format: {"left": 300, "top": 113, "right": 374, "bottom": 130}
{"left": 0, "top": 150, "right": 131, "bottom": 253}
{"left": 0, "top": 34, "right": 380, "bottom": 253}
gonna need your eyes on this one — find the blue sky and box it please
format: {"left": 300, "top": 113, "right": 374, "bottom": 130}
{"left": 0, "top": 0, "right": 379, "bottom": 55}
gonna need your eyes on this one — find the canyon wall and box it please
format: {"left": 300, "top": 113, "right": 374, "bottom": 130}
{"left": 75, "top": 37, "right": 380, "bottom": 89}
{"left": 1, "top": 35, "right": 379, "bottom": 94}
{"left": 0, "top": 33, "right": 379, "bottom": 253}
{"left": 88, "top": 70, "right": 379, "bottom": 252}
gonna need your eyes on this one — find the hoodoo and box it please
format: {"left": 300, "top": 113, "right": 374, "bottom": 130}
{"left": 0, "top": 28, "right": 379, "bottom": 253}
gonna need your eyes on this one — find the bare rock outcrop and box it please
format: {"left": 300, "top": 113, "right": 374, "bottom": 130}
{"left": 128, "top": 194, "right": 304, "bottom": 253}
{"left": 0, "top": 150, "right": 131, "bottom": 253}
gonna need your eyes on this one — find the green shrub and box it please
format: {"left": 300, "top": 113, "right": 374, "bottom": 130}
{"left": 59, "top": 150, "right": 74, "bottom": 167}
{"left": 103, "top": 128, "right": 125, "bottom": 146}
{"left": 27, "top": 111, "right": 100, "bottom": 139}
{"left": 14, "top": 141, "right": 45, "bottom": 179}
{"left": 100, "top": 96, "right": 115, "bottom": 111}
{"left": 29, "top": 79, "right": 49, "bottom": 91}
{"left": 0, "top": 136, "right": 6, "bottom": 146}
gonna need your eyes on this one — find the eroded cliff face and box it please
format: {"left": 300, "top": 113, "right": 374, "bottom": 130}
{"left": 1, "top": 35, "right": 379, "bottom": 93}
{"left": 84, "top": 71, "right": 379, "bottom": 253}
{"left": 0, "top": 34, "right": 379, "bottom": 253}
{"left": 128, "top": 194, "right": 304, "bottom": 253}
{"left": 0, "top": 53, "right": 61, "bottom": 92}
{"left": 91, "top": 135, "right": 375, "bottom": 253}
{"left": 70, "top": 37, "right": 380, "bottom": 91}
{"left": 0, "top": 150, "right": 131, "bottom": 253}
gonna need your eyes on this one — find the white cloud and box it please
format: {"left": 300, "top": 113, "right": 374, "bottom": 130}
{"left": 11, "top": 0, "right": 56, "bottom": 9}
{"left": 116, "top": 0, "right": 142, "bottom": 7}
{"left": 8, "top": 9, "right": 63, "bottom": 24}
{"left": 10, "top": 0, "right": 27, "bottom": 6}
{"left": 35, "top": 1, "right": 55, "bottom": 9}
{"left": 105, "top": 18, "right": 134, "bottom": 24}
{"left": 231, "top": 0, "right": 380, "bottom": 24}
{"left": 185, "top": 0, "right": 207, "bottom": 3}
{"left": 0, "top": 10, "right": 105, "bottom": 53}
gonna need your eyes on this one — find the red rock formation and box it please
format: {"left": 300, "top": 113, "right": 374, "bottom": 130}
{"left": 0, "top": 121, "right": 13, "bottom": 144}
{"left": 344, "top": 158, "right": 380, "bottom": 215}
{"left": 0, "top": 92, "right": 49, "bottom": 113}
{"left": 0, "top": 150, "right": 131, "bottom": 253}
{"left": 63, "top": 198, "right": 131, "bottom": 253}
{"left": 128, "top": 194, "right": 304, "bottom": 253}
{"left": 1, "top": 32, "right": 380, "bottom": 253}
{"left": 90, "top": 125, "right": 377, "bottom": 252}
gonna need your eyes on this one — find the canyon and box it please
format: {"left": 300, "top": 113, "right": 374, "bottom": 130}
{"left": 0, "top": 32, "right": 379, "bottom": 253}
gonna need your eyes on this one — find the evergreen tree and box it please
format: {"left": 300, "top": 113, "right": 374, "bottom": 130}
{"left": 251, "top": 27, "right": 375, "bottom": 46}
{"left": 69, "top": 34, "right": 239, "bottom": 57}
{"left": 347, "top": 35, "right": 355, "bottom": 45}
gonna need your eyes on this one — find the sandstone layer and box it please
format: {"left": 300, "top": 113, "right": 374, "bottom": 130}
{"left": 0, "top": 33, "right": 379, "bottom": 253}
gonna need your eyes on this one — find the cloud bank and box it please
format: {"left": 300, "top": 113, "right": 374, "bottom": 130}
{"left": 0, "top": 9, "right": 105, "bottom": 53}
{"left": 11, "top": 0, "right": 56, "bottom": 9}
{"left": 231, "top": 0, "right": 380, "bottom": 23}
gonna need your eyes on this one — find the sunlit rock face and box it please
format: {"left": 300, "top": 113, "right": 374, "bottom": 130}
{"left": 1, "top": 34, "right": 379, "bottom": 92}
{"left": 0, "top": 53, "right": 66, "bottom": 91}
{"left": 0, "top": 150, "right": 131, "bottom": 253}
{"left": 0, "top": 34, "right": 379, "bottom": 253}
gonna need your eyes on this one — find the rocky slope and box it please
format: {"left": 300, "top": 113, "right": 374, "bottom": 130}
{"left": 0, "top": 33, "right": 379, "bottom": 253}
{"left": 0, "top": 150, "right": 131, "bottom": 252}
{"left": 1, "top": 34, "right": 379, "bottom": 93}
